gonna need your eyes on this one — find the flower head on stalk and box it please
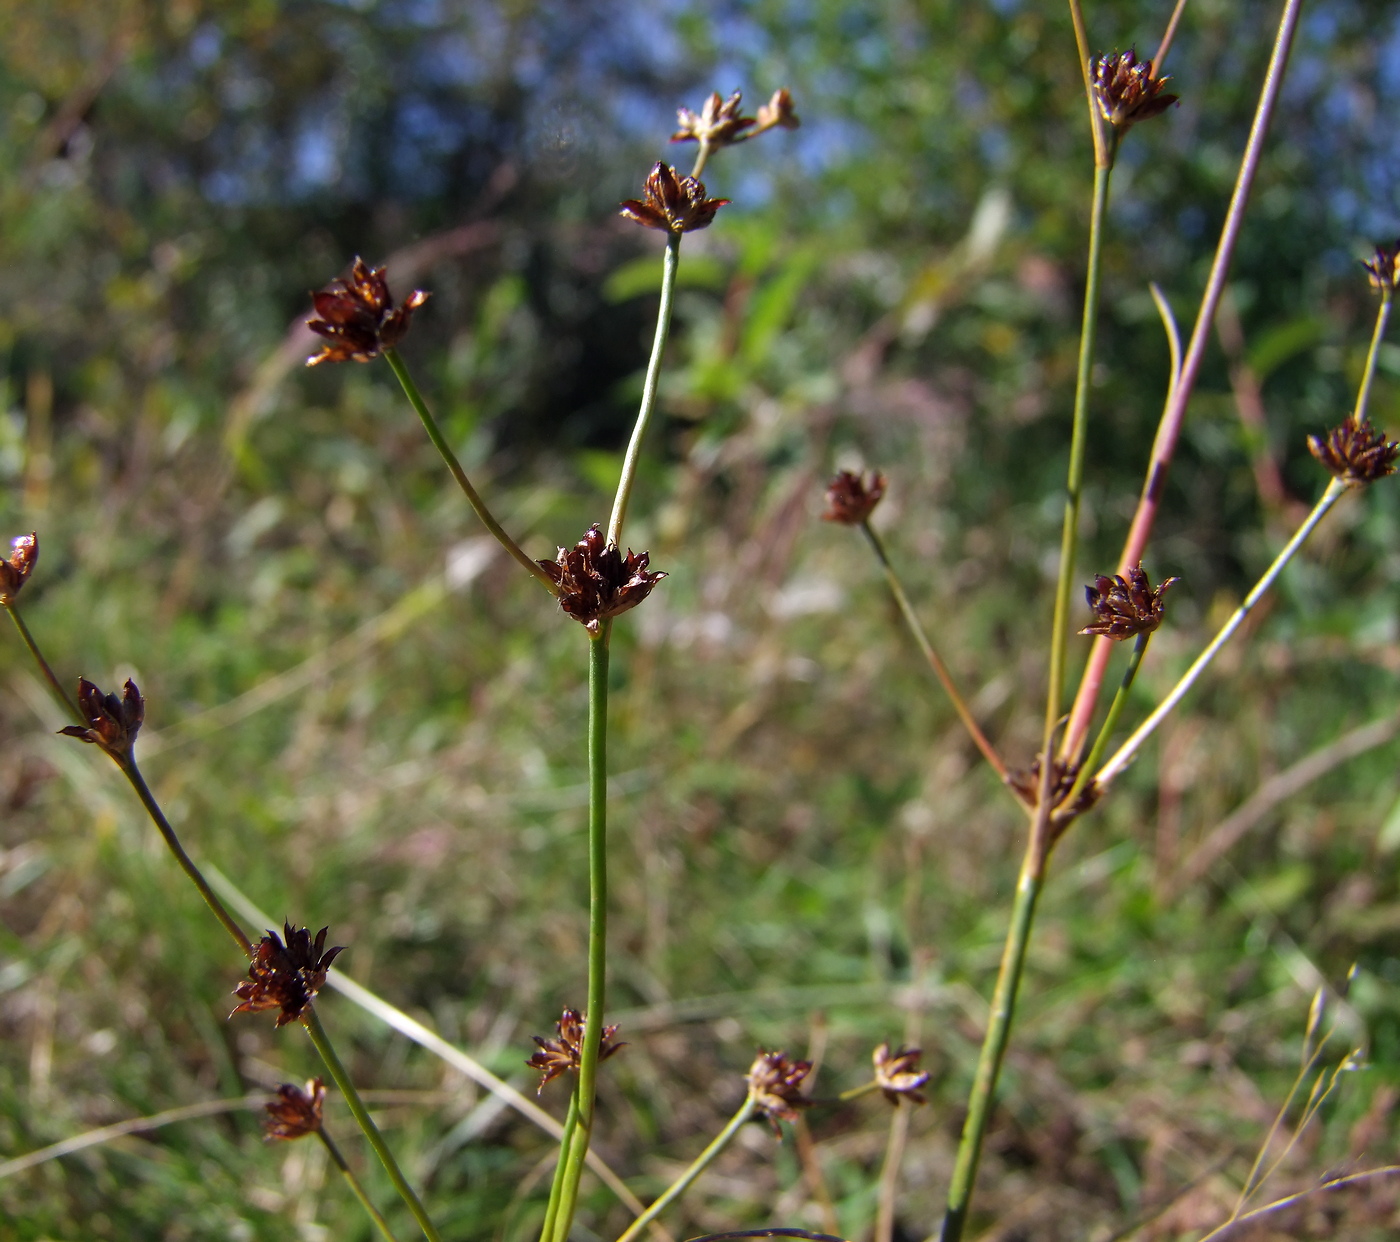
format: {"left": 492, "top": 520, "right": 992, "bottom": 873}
{"left": 264, "top": 1078, "right": 325, "bottom": 1140}
{"left": 537, "top": 524, "right": 666, "bottom": 635}
{"left": 821, "top": 469, "right": 887, "bottom": 525}
{"left": 672, "top": 90, "right": 756, "bottom": 147}
{"left": 0, "top": 533, "right": 38, "bottom": 605}
{"left": 754, "top": 88, "right": 800, "bottom": 134}
{"left": 306, "top": 258, "right": 430, "bottom": 366}
{"left": 1080, "top": 564, "right": 1179, "bottom": 640}
{"left": 527, "top": 1007, "right": 625, "bottom": 1093}
{"left": 1309, "top": 415, "right": 1400, "bottom": 487}
{"left": 1007, "top": 753, "right": 1099, "bottom": 817}
{"left": 59, "top": 678, "right": 145, "bottom": 760}
{"left": 619, "top": 163, "right": 729, "bottom": 235}
{"left": 746, "top": 1049, "right": 813, "bottom": 1136}
{"left": 1362, "top": 241, "right": 1400, "bottom": 293}
{"left": 231, "top": 923, "right": 344, "bottom": 1027}
{"left": 1089, "top": 49, "right": 1178, "bottom": 134}
{"left": 873, "top": 1042, "right": 930, "bottom": 1106}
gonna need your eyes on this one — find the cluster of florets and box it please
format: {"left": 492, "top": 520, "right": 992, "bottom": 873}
{"left": 821, "top": 470, "right": 887, "bottom": 525}
{"left": 1081, "top": 563, "right": 1179, "bottom": 641}
{"left": 746, "top": 1049, "right": 813, "bottom": 1135}
{"left": 306, "top": 257, "right": 429, "bottom": 366}
{"left": 232, "top": 923, "right": 345, "bottom": 1027}
{"left": 0, "top": 533, "right": 37, "bottom": 606}
{"left": 670, "top": 87, "right": 799, "bottom": 148}
{"left": 619, "top": 163, "right": 730, "bottom": 235}
{"left": 1308, "top": 414, "right": 1400, "bottom": 487}
{"left": 538, "top": 525, "right": 667, "bottom": 635}
{"left": 1089, "top": 48, "right": 1178, "bottom": 132}
{"left": 59, "top": 678, "right": 146, "bottom": 760}
{"left": 527, "top": 1008, "right": 625, "bottom": 1093}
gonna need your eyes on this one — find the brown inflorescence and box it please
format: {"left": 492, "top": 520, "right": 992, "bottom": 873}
{"left": 526, "top": 1008, "right": 625, "bottom": 1093}
{"left": 671, "top": 90, "right": 756, "bottom": 147}
{"left": 264, "top": 1077, "right": 326, "bottom": 1140}
{"left": 1308, "top": 415, "right": 1400, "bottom": 487}
{"left": 754, "top": 88, "right": 800, "bottom": 133}
{"left": 0, "top": 532, "right": 37, "bottom": 605}
{"left": 619, "top": 163, "right": 730, "bottom": 235}
{"left": 746, "top": 1049, "right": 813, "bottom": 1136}
{"left": 1362, "top": 241, "right": 1400, "bottom": 293}
{"left": 873, "top": 1042, "right": 930, "bottom": 1106}
{"left": 59, "top": 678, "right": 145, "bottom": 760}
{"left": 821, "top": 469, "right": 887, "bottom": 525}
{"left": 1006, "top": 753, "right": 1100, "bottom": 818}
{"left": 1081, "top": 564, "right": 1179, "bottom": 640}
{"left": 537, "top": 524, "right": 666, "bottom": 635}
{"left": 306, "top": 257, "right": 430, "bottom": 366}
{"left": 232, "top": 923, "right": 345, "bottom": 1028}
{"left": 1090, "top": 49, "right": 1178, "bottom": 133}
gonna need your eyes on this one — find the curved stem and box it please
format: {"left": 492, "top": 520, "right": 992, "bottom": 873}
{"left": 302, "top": 1006, "right": 444, "bottom": 1242}
{"left": 5, "top": 603, "right": 79, "bottom": 720}
{"left": 539, "top": 1089, "right": 581, "bottom": 1242}
{"left": 613, "top": 1097, "right": 756, "bottom": 1242}
{"left": 318, "top": 1127, "right": 404, "bottom": 1242}
{"left": 1352, "top": 290, "right": 1392, "bottom": 424}
{"left": 1064, "top": 631, "right": 1150, "bottom": 807}
{"left": 383, "top": 348, "right": 556, "bottom": 593}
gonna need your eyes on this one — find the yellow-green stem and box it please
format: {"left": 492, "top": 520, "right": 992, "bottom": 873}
{"left": 318, "top": 1127, "right": 404, "bottom": 1242}
{"left": 1353, "top": 289, "right": 1392, "bottom": 424}
{"left": 5, "top": 603, "right": 78, "bottom": 719}
{"left": 539, "top": 1089, "right": 581, "bottom": 1242}
{"left": 1066, "top": 630, "right": 1149, "bottom": 806}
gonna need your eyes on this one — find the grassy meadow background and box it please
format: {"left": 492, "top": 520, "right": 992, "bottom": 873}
{"left": 4, "top": 0, "right": 1400, "bottom": 1237}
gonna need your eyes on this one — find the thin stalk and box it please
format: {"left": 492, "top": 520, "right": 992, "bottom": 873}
{"left": 551, "top": 625, "right": 612, "bottom": 1242}
{"left": 1351, "top": 290, "right": 1392, "bottom": 424}
{"left": 1196, "top": 1167, "right": 1400, "bottom": 1242}
{"left": 1064, "top": 631, "right": 1150, "bottom": 807}
{"left": 874, "top": 1101, "right": 912, "bottom": 1242}
{"left": 607, "top": 233, "right": 681, "bottom": 548}
{"left": 539, "top": 1090, "right": 580, "bottom": 1242}
{"left": 302, "top": 1006, "right": 444, "bottom": 1242}
{"left": 861, "top": 522, "right": 1007, "bottom": 780}
{"left": 5, "top": 603, "right": 79, "bottom": 719}
{"left": 383, "top": 348, "right": 556, "bottom": 593}
{"left": 318, "top": 1127, "right": 404, "bottom": 1242}
{"left": 613, "top": 1098, "right": 756, "bottom": 1242}
{"left": 1152, "top": 0, "right": 1191, "bottom": 72}
{"left": 937, "top": 854, "right": 1044, "bottom": 1242}
{"left": 1095, "top": 480, "right": 1347, "bottom": 790}
{"left": 1066, "top": 0, "right": 1109, "bottom": 168}
{"left": 690, "top": 143, "right": 713, "bottom": 180}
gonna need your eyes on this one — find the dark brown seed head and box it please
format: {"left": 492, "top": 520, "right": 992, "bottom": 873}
{"left": 537, "top": 524, "right": 666, "bottom": 635}
{"left": 619, "top": 163, "right": 730, "bottom": 235}
{"left": 671, "top": 90, "right": 756, "bottom": 147}
{"left": 754, "top": 88, "right": 800, "bottom": 133}
{"left": 0, "top": 532, "right": 38, "bottom": 606}
{"left": 1081, "top": 563, "right": 1179, "bottom": 640}
{"left": 58, "top": 678, "right": 145, "bottom": 760}
{"left": 306, "top": 257, "right": 430, "bottom": 366}
{"left": 821, "top": 470, "right": 886, "bottom": 525}
{"left": 231, "top": 923, "right": 344, "bottom": 1027}
{"left": 1006, "top": 753, "right": 1099, "bottom": 816}
{"left": 1362, "top": 241, "right": 1400, "bottom": 293}
{"left": 264, "top": 1078, "right": 326, "bottom": 1140}
{"left": 1090, "top": 49, "right": 1178, "bottom": 133}
{"left": 746, "top": 1049, "right": 813, "bottom": 1136}
{"left": 526, "top": 1008, "right": 625, "bottom": 1094}
{"left": 1309, "top": 415, "right": 1400, "bottom": 486}
{"left": 873, "top": 1042, "right": 929, "bottom": 1106}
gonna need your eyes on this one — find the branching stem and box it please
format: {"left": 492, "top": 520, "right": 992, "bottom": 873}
{"left": 1065, "top": 631, "right": 1150, "bottom": 807}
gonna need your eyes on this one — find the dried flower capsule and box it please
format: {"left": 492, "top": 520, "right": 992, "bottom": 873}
{"left": 232, "top": 923, "right": 344, "bottom": 1027}
{"left": 746, "top": 1049, "right": 812, "bottom": 1135}
{"left": 527, "top": 1008, "right": 625, "bottom": 1093}
{"left": 1081, "top": 564, "right": 1179, "bottom": 640}
{"left": 821, "top": 470, "right": 886, "bottom": 525}
{"left": 306, "top": 258, "right": 430, "bottom": 366}
{"left": 59, "top": 678, "right": 145, "bottom": 760}
{"left": 672, "top": 90, "right": 756, "bottom": 147}
{"left": 619, "top": 163, "right": 730, "bottom": 235}
{"left": 754, "top": 88, "right": 800, "bottom": 133}
{"left": 1090, "top": 49, "right": 1178, "bottom": 133}
{"left": 873, "top": 1042, "right": 929, "bottom": 1105}
{"left": 1362, "top": 241, "right": 1400, "bottom": 293}
{"left": 0, "top": 533, "right": 38, "bottom": 605}
{"left": 264, "top": 1078, "right": 325, "bottom": 1140}
{"left": 1309, "top": 415, "right": 1400, "bottom": 486}
{"left": 537, "top": 524, "right": 666, "bottom": 635}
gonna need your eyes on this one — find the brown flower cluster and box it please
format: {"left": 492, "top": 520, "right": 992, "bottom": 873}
{"left": 670, "top": 88, "right": 799, "bottom": 148}
{"left": 873, "top": 1042, "right": 929, "bottom": 1106}
{"left": 0, "top": 532, "right": 37, "bottom": 606}
{"left": 619, "top": 163, "right": 729, "bottom": 235}
{"left": 264, "top": 1078, "right": 325, "bottom": 1141}
{"left": 1090, "top": 49, "right": 1178, "bottom": 133}
{"left": 59, "top": 678, "right": 145, "bottom": 760}
{"left": 746, "top": 1049, "right": 812, "bottom": 1135}
{"left": 1362, "top": 241, "right": 1400, "bottom": 293}
{"left": 537, "top": 524, "right": 666, "bottom": 635}
{"left": 527, "top": 1008, "right": 625, "bottom": 1093}
{"left": 306, "top": 258, "right": 430, "bottom": 366}
{"left": 1081, "top": 563, "right": 1179, "bottom": 641}
{"left": 232, "top": 923, "right": 344, "bottom": 1027}
{"left": 821, "top": 470, "right": 887, "bottom": 525}
{"left": 1308, "top": 414, "right": 1400, "bottom": 486}
{"left": 1006, "top": 753, "right": 1099, "bottom": 817}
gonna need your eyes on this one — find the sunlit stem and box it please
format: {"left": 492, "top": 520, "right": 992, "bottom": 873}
{"left": 538, "top": 1089, "right": 581, "bottom": 1242}
{"left": 1352, "top": 288, "right": 1392, "bottom": 424}
{"left": 1065, "top": 630, "right": 1150, "bottom": 807}
{"left": 875, "top": 1100, "right": 913, "bottom": 1242}
{"left": 4, "top": 602, "right": 79, "bottom": 719}
{"left": 318, "top": 1126, "right": 404, "bottom": 1242}
{"left": 690, "top": 142, "right": 712, "bottom": 180}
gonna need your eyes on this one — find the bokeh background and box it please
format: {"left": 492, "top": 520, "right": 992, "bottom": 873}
{"left": 4, "top": 0, "right": 1400, "bottom": 1237}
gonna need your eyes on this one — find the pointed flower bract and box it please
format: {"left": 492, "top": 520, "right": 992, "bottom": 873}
{"left": 746, "top": 1049, "right": 813, "bottom": 1136}
{"left": 619, "top": 164, "right": 729, "bottom": 235}
{"left": 0, "top": 532, "right": 37, "bottom": 605}
{"left": 1081, "top": 563, "right": 1179, "bottom": 640}
{"left": 537, "top": 524, "right": 666, "bottom": 635}
{"left": 306, "top": 258, "right": 430, "bottom": 366}
{"left": 264, "top": 1078, "right": 326, "bottom": 1140}
{"left": 526, "top": 1008, "right": 624, "bottom": 1094}
{"left": 1309, "top": 415, "right": 1400, "bottom": 486}
{"left": 1090, "top": 49, "right": 1178, "bottom": 133}
{"left": 232, "top": 923, "right": 344, "bottom": 1027}
{"left": 821, "top": 470, "right": 886, "bottom": 525}
{"left": 59, "top": 678, "right": 145, "bottom": 760}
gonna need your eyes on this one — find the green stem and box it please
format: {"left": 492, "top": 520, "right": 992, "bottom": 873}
{"left": 4, "top": 603, "right": 79, "bottom": 720}
{"left": 551, "top": 625, "right": 612, "bottom": 1242}
{"left": 1353, "top": 289, "right": 1392, "bottom": 424}
{"left": 539, "top": 1089, "right": 581, "bottom": 1242}
{"left": 607, "top": 233, "right": 681, "bottom": 548}
{"left": 1065, "top": 631, "right": 1150, "bottom": 807}
{"left": 938, "top": 855, "right": 1044, "bottom": 1242}
{"left": 613, "top": 1098, "right": 756, "bottom": 1242}
{"left": 383, "top": 348, "right": 556, "bottom": 593}
{"left": 690, "top": 143, "right": 712, "bottom": 181}
{"left": 302, "top": 1006, "right": 444, "bottom": 1242}
{"left": 318, "top": 1127, "right": 404, "bottom": 1242}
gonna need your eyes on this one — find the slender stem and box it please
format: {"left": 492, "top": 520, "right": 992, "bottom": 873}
{"left": 861, "top": 523, "right": 1007, "bottom": 780}
{"left": 607, "top": 234, "right": 681, "bottom": 548}
{"left": 4, "top": 603, "right": 79, "bottom": 719}
{"left": 539, "top": 1089, "right": 581, "bottom": 1242}
{"left": 1352, "top": 290, "right": 1392, "bottom": 424}
{"left": 1064, "top": 631, "right": 1150, "bottom": 807}
{"left": 1152, "top": 0, "right": 1191, "bottom": 72}
{"left": 837, "top": 1080, "right": 880, "bottom": 1102}
{"left": 302, "top": 1006, "right": 444, "bottom": 1242}
{"left": 551, "top": 625, "right": 612, "bottom": 1242}
{"left": 119, "top": 757, "right": 252, "bottom": 957}
{"left": 1066, "top": 0, "right": 1108, "bottom": 168}
{"left": 318, "top": 1127, "right": 404, "bottom": 1242}
{"left": 938, "top": 853, "right": 1044, "bottom": 1242}
{"left": 1196, "top": 1167, "right": 1400, "bottom": 1242}
{"left": 613, "top": 1098, "right": 756, "bottom": 1242}
{"left": 690, "top": 143, "right": 712, "bottom": 180}
{"left": 382, "top": 348, "right": 556, "bottom": 593}
{"left": 1095, "top": 480, "right": 1347, "bottom": 790}
{"left": 874, "top": 1100, "right": 912, "bottom": 1242}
